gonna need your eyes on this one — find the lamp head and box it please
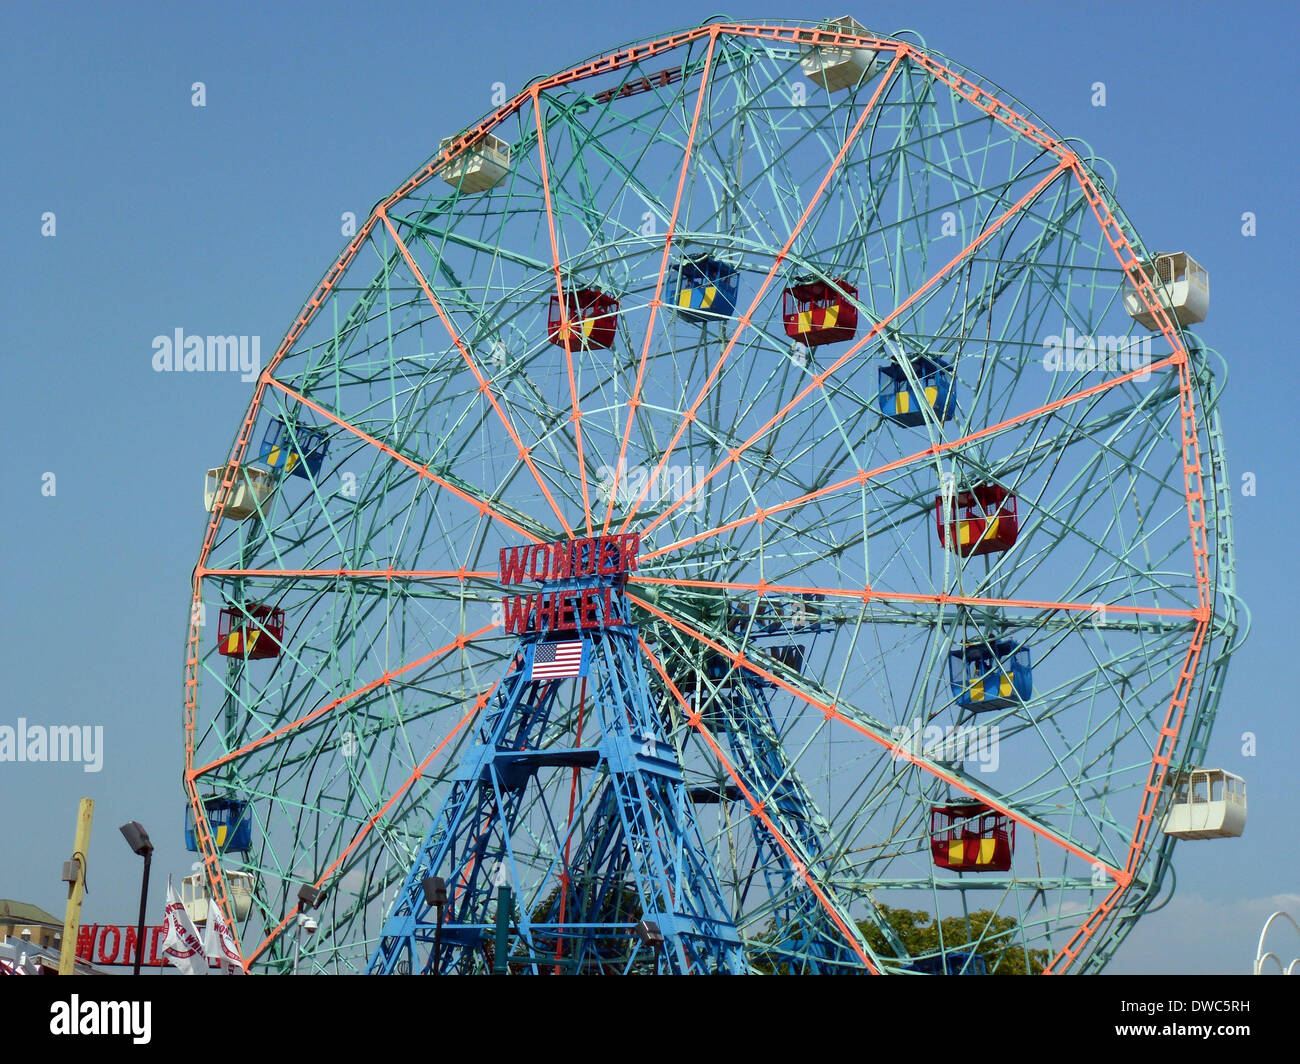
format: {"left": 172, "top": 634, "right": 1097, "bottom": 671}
{"left": 634, "top": 919, "right": 665, "bottom": 949}
{"left": 422, "top": 876, "right": 448, "bottom": 907}
{"left": 119, "top": 821, "right": 153, "bottom": 857}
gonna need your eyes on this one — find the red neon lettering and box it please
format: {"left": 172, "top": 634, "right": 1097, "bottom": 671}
{"left": 78, "top": 924, "right": 173, "bottom": 967}
{"left": 98, "top": 924, "right": 120, "bottom": 965}
{"left": 122, "top": 925, "right": 140, "bottom": 967}
{"left": 575, "top": 589, "right": 595, "bottom": 628}
{"left": 536, "top": 592, "right": 556, "bottom": 630}
{"left": 149, "top": 925, "right": 166, "bottom": 965}
{"left": 600, "top": 585, "right": 618, "bottom": 625}
{"left": 553, "top": 541, "right": 573, "bottom": 580}
{"left": 553, "top": 590, "right": 574, "bottom": 630}
{"left": 596, "top": 538, "right": 620, "bottom": 575}
{"left": 619, "top": 533, "right": 640, "bottom": 572}
{"left": 76, "top": 923, "right": 97, "bottom": 960}
{"left": 500, "top": 535, "right": 639, "bottom": 588}
{"left": 499, "top": 546, "right": 529, "bottom": 584}
{"left": 503, "top": 594, "right": 534, "bottom": 635}
{"left": 528, "top": 545, "right": 551, "bottom": 580}
{"left": 501, "top": 588, "right": 628, "bottom": 633}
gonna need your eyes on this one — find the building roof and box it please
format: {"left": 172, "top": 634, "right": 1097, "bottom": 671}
{"left": 0, "top": 935, "right": 103, "bottom": 975}
{"left": 0, "top": 899, "right": 62, "bottom": 928}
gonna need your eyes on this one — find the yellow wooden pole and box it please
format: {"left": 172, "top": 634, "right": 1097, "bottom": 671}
{"left": 58, "top": 797, "right": 94, "bottom": 974}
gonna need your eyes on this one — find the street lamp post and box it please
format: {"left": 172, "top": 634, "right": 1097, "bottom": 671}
{"left": 118, "top": 822, "right": 153, "bottom": 977}
{"left": 422, "top": 877, "right": 448, "bottom": 975}
{"left": 635, "top": 919, "right": 665, "bottom": 975}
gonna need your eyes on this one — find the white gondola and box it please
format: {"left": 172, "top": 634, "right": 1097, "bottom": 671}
{"left": 800, "top": 15, "right": 882, "bottom": 93}
{"left": 204, "top": 464, "right": 274, "bottom": 521}
{"left": 1123, "top": 251, "right": 1209, "bottom": 330}
{"left": 438, "top": 133, "right": 511, "bottom": 193}
{"left": 226, "top": 872, "right": 254, "bottom": 920}
{"left": 1163, "top": 767, "right": 1246, "bottom": 840}
{"left": 181, "top": 872, "right": 208, "bottom": 924}
{"left": 182, "top": 870, "right": 255, "bottom": 924}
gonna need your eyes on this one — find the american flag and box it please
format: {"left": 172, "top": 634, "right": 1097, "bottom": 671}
{"left": 530, "top": 640, "right": 585, "bottom": 680}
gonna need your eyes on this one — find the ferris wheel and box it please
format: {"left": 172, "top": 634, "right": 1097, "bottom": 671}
{"left": 183, "top": 16, "right": 1243, "bottom": 975}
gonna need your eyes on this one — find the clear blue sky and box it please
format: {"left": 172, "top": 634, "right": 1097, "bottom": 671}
{"left": 1, "top": 0, "right": 1295, "bottom": 973}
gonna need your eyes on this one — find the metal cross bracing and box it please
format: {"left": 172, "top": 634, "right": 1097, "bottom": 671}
{"left": 667, "top": 599, "right": 905, "bottom": 973}
{"left": 368, "top": 575, "right": 745, "bottom": 975}
{"left": 183, "top": 18, "right": 1240, "bottom": 976}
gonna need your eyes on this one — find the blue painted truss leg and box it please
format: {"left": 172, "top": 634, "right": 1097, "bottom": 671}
{"left": 368, "top": 620, "right": 744, "bottom": 974}
{"left": 709, "top": 670, "right": 903, "bottom": 972}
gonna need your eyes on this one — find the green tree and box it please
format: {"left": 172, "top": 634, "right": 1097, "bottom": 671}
{"left": 858, "top": 904, "right": 1049, "bottom": 974}
{"left": 525, "top": 878, "right": 650, "bottom": 974}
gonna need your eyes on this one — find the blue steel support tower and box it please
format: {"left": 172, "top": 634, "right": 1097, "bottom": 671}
{"left": 368, "top": 536, "right": 745, "bottom": 974}
{"left": 688, "top": 596, "right": 903, "bottom": 972}
{"left": 719, "top": 673, "right": 890, "bottom": 971}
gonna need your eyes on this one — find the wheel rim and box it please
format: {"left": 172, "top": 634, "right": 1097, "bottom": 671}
{"left": 185, "top": 19, "right": 1236, "bottom": 975}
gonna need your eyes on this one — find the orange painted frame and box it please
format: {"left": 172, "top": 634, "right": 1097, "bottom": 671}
{"left": 184, "top": 23, "right": 1215, "bottom": 976}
